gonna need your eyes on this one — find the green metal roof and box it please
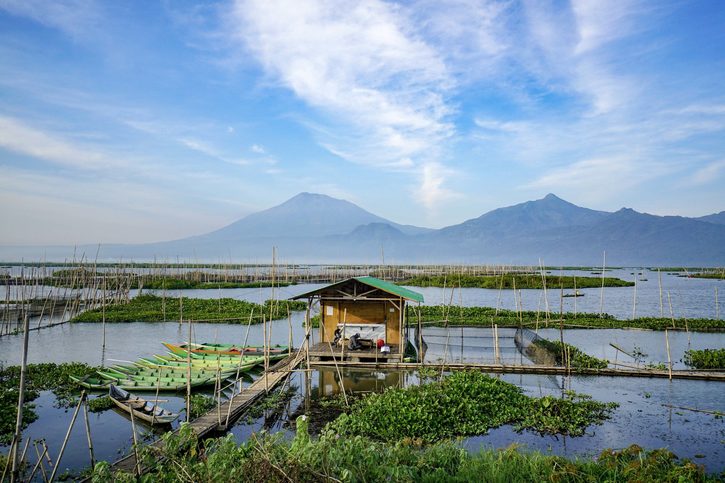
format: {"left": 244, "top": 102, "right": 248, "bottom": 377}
{"left": 353, "top": 276, "right": 424, "bottom": 303}
{"left": 290, "top": 276, "right": 424, "bottom": 303}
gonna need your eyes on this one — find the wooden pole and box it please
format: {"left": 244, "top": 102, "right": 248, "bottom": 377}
{"left": 49, "top": 392, "right": 85, "bottom": 483}
{"left": 658, "top": 269, "right": 664, "bottom": 317}
{"left": 263, "top": 314, "right": 269, "bottom": 393}
{"left": 599, "top": 251, "right": 606, "bottom": 316}
{"left": 632, "top": 274, "right": 637, "bottom": 320}
{"left": 28, "top": 442, "right": 48, "bottom": 483}
{"left": 716, "top": 287, "right": 720, "bottom": 320}
{"left": 82, "top": 397, "right": 95, "bottom": 468}
{"left": 10, "top": 312, "right": 31, "bottom": 482}
{"left": 129, "top": 404, "right": 141, "bottom": 477}
{"left": 665, "top": 329, "right": 672, "bottom": 381}
{"left": 186, "top": 311, "right": 192, "bottom": 423}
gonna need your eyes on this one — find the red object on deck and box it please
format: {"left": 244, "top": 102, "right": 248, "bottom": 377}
{"left": 376, "top": 338, "right": 385, "bottom": 349}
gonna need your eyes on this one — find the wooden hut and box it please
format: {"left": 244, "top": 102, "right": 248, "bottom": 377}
{"left": 291, "top": 276, "right": 424, "bottom": 362}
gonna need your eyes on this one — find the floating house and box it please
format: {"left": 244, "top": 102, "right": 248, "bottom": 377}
{"left": 291, "top": 276, "right": 424, "bottom": 362}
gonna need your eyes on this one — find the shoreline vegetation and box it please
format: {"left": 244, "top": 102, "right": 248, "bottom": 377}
{"left": 71, "top": 294, "right": 306, "bottom": 323}
{"left": 409, "top": 306, "right": 725, "bottom": 331}
{"left": 399, "top": 274, "right": 634, "bottom": 289}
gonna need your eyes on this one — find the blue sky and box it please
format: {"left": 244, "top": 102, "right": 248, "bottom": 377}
{"left": 1, "top": 0, "right": 724, "bottom": 245}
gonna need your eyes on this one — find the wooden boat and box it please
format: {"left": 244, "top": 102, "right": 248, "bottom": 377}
{"left": 70, "top": 375, "right": 192, "bottom": 391}
{"left": 109, "top": 385, "right": 179, "bottom": 425}
{"left": 164, "top": 342, "right": 290, "bottom": 358}
{"left": 114, "top": 363, "right": 238, "bottom": 379}
{"left": 150, "top": 354, "right": 262, "bottom": 370}
{"left": 96, "top": 370, "right": 213, "bottom": 388}
{"left": 562, "top": 290, "right": 585, "bottom": 298}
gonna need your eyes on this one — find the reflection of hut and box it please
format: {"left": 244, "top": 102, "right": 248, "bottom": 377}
{"left": 291, "top": 276, "right": 424, "bottom": 362}
{"left": 317, "top": 367, "right": 402, "bottom": 396}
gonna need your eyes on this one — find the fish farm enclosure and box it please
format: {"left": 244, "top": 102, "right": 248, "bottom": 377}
{"left": 0, "top": 263, "right": 723, "bottom": 481}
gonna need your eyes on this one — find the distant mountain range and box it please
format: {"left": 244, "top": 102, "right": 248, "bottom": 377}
{"left": 1, "top": 192, "right": 724, "bottom": 265}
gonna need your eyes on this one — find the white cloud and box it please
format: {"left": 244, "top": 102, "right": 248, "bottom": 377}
{"left": 0, "top": 0, "right": 101, "bottom": 40}
{"left": 0, "top": 115, "right": 122, "bottom": 170}
{"left": 251, "top": 144, "right": 266, "bottom": 154}
{"left": 229, "top": 0, "right": 457, "bottom": 205}
{"left": 687, "top": 160, "right": 725, "bottom": 186}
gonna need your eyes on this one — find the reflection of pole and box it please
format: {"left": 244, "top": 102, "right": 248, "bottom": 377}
{"left": 665, "top": 329, "right": 672, "bottom": 380}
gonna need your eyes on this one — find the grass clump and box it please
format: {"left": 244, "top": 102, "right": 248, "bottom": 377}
{"left": 71, "top": 294, "right": 306, "bottom": 323}
{"left": 411, "top": 305, "right": 725, "bottom": 330}
{"left": 399, "top": 274, "right": 633, "bottom": 289}
{"left": 532, "top": 338, "right": 608, "bottom": 369}
{"left": 188, "top": 394, "right": 216, "bottom": 420}
{"left": 87, "top": 395, "right": 115, "bottom": 412}
{"left": 329, "top": 371, "right": 617, "bottom": 444}
{"left": 683, "top": 348, "right": 725, "bottom": 369}
{"left": 0, "top": 363, "right": 98, "bottom": 444}
{"left": 91, "top": 418, "right": 715, "bottom": 482}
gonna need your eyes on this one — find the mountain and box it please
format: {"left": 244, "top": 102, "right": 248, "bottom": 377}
{"left": 0, "top": 193, "right": 722, "bottom": 265}
{"left": 191, "top": 192, "right": 430, "bottom": 241}
{"left": 437, "top": 193, "right": 609, "bottom": 238}
{"left": 697, "top": 211, "right": 725, "bottom": 225}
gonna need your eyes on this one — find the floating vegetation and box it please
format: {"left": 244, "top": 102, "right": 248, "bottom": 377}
{"left": 399, "top": 274, "right": 633, "bottom": 289}
{"left": 411, "top": 305, "right": 725, "bottom": 330}
{"left": 189, "top": 394, "right": 216, "bottom": 420}
{"left": 0, "top": 363, "right": 98, "bottom": 444}
{"left": 690, "top": 271, "right": 725, "bottom": 280}
{"left": 243, "top": 386, "right": 297, "bottom": 424}
{"left": 531, "top": 338, "right": 608, "bottom": 369}
{"left": 87, "top": 395, "right": 115, "bottom": 413}
{"left": 683, "top": 349, "right": 725, "bottom": 369}
{"left": 70, "top": 294, "right": 306, "bottom": 323}
{"left": 90, "top": 418, "right": 715, "bottom": 482}
{"left": 329, "top": 372, "right": 617, "bottom": 443}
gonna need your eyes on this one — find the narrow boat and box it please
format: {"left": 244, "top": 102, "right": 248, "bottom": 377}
{"left": 562, "top": 290, "right": 585, "bottom": 298}
{"left": 109, "top": 385, "right": 179, "bottom": 425}
{"left": 70, "top": 375, "right": 191, "bottom": 391}
{"left": 164, "top": 342, "right": 290, "bottom": 358}
{"left": 152, "top": 354, "right": 262, "bottom": 370}
{"left": 96, "top": 370, "right": 213, "bottom": 388}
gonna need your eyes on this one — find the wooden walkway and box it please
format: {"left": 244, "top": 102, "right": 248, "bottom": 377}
{"left": 108, "top": 351, "right": 304, "bottom": 476}
{"left": 310, "top": 360, "right": 725, "bottom": 381}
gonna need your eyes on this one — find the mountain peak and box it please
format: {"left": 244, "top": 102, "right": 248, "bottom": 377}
{"left": 542, "top": 193, "right": 563, "bottom": 201}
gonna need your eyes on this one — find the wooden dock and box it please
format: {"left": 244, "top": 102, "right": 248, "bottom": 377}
{"left": 107, "top": 351, "right": 304, "bottom": 476}
{"left": 310, "top": 360, "right": 725, "bottom": 381}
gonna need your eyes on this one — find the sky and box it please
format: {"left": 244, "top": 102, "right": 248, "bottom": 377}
{"left": 1, "top": 0, "right": 724, "bottom": 245}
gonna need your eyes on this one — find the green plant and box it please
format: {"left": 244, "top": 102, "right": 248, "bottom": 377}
{"left": 683, "top": 348, "right": 725, "bottom": 369}
{"left": 328, "top": 371, "right": 617, "bottom": 443}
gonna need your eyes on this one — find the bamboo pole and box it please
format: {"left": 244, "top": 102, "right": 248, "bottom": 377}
{"left": 632, "top": 274, "right": 637, "bottom": 320}
{"left": 599, "top": 251, "right": 606, "bottom": 315}
{"left": 82, "top": 397, "right": 95, "bottom": 468}
{"left": 186, "top": 311, "right": 192, "bottom": 423}
{"left": 49, "top": 392, "right": 85, "bottom": 482}
{"left": 665, "top": 329, "right": 672, "bottom": 380}
{"left": 129, "top": 404, "right": 141, "bottom": 477}
{"left": 10, "top": 312, "right": 31, "bottom": 482}
{"left": 29, "top": 442, "right": 48, "bottom": 483}
{"left": 658, "top": 269, "right": 664, "bottom": 317}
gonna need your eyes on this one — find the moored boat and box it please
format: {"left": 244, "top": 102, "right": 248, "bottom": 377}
{"left": 109, "top": 385, "right": 179, "bottom": 425}
{"left": 164, "top": 342, "right": 290, "bottom": 358}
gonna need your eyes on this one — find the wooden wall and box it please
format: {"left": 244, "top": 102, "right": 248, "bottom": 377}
{"left": 320, "top": 298, "right": 402, "bottom": 345}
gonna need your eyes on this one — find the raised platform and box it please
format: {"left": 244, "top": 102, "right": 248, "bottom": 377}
{"left": 308, "top": 342, "right": 402, "bottom": 362}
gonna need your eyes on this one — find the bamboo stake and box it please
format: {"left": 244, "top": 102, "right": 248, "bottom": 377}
{"left": 665, "top": 329, "right": 672, "bottom": 380}
{"left": 129, "top": 404, "right": 141, "bottom": 477}
{"left": 10, "top": 311, "right": 31, "bottom": 482}
{"left": 82, "top": 397, "right": 95, "bottom": 468}
{"left": 716, "top": 287, "right": 720, "bottom": 320}
{"left": 632, "top": 274, "right": 637, "bottom": 320}
{"left": 658, "top": 269, "right": 664, "bottom": 317}
{"left": 264, "top": 314, "right": 269, "bottom": 393}
{"left": 29, "top": 442, "right": 48, "bottom": 483}
{"left": 186, "top": 312, "right": 192, "bottom": 423}
{"left": 599, "top": 251, "right": 606, "bottom": 316}
{"left": 49, "top": 391, "right": 85, "bottom": 482}
{"left": 341, "top": 308, "right": 348, "bottom": 361}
